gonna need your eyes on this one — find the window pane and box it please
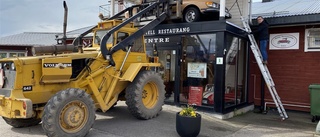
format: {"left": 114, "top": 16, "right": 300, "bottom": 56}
{"left": 116, "top": 32, "right": 130, "bottom": 51}
{"left": 9, "top": 53, "right": 17, "bottom": 57}
{"left": 18, "top": 53, "right": 25, "bottom": 57}
{"left": 94, "top": 30, "right": 112, "bottom": 45}
{"left": 0, "top": 53, "right": 7, "bottom": 59}
{"left": 309, "top": 30, "right": 320, "bottom": 36}
{"left": 181, "top": 34, "right": 216, "bottom": 107}
{"left": 132, "top": 37, "right": 144, "bottom": 52}
{"left": 225, "top": 34, "right": 246, "bottom": 108}
{"left": 307, "top": 29, "right": 320, "bottom": 49}
{"left": 117, "top": 32, "right": 129, "bottom": 43}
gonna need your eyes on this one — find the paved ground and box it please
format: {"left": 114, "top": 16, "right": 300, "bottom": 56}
{"left": 0, "top": 101, "right": 318, "bottom": 137}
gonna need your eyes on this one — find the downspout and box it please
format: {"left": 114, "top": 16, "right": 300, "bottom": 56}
{"left": 249, "top": 0, "right": 252, "bottom": 24}
{"left": 219, "top": 0, "right": 226, "bottom": 20}
{"left": 111, "top": 0, "right": 115, "bottom": 16}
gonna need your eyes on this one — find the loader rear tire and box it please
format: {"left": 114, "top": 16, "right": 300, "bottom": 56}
{"left": 42, "top": 88, "right": 95, "bottom": 137}
{"left": 2, "top": 117, "right": 41, "bottom": 128}
{"left": 125, "top": 70, "right": 165, "bottom": 120}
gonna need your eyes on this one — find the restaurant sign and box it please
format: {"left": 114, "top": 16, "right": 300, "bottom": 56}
{"left": 269, "top": 33, "right": 299, "bottom": 50}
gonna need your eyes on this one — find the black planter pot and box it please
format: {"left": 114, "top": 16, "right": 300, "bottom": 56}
{"left": 176, "top": 112, "right": 201, "bottom": 137}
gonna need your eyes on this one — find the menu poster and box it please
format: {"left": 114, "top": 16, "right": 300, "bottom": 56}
{"left": 188, "top": 86, "right": 203, "bottom": 106}
{"left": 187, "top": 62, "right": 207, "bottom": 78}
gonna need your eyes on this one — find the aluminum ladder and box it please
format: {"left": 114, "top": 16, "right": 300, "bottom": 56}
{"left": 241, "top": 17, "right": 288, "bottom": 120}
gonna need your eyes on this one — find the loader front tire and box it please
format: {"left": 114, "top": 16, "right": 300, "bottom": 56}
{"left": 2, "top": 117, "right": 41, "bottom": 128}
{"left": 125, "top": 70, "right": 165, "bottom": 120}
{"left": 42, "top": 88, "right": 95, "bottom": 137}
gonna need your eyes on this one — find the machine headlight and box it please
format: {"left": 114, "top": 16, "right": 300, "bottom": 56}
{"left": 57, "top": 39, "right": 63, "bottom": 44}
{"left": 206, "top": 2, "right": 219, "bottom": 8}
{"left": 11, "top": 63, "right": 15, "bottom": 70}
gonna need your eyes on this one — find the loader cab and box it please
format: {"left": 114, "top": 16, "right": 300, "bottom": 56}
{"left": 92, "top": 20, "right": 144, "bottom": 52}
{"left": 93, "top": 29, "right": 113, "bottom": 47}
{"left": 116, "top": 30, "right": 145, "bottom": 53}
{"left": 92, "top": 28, "right": 145, "bottom": 54}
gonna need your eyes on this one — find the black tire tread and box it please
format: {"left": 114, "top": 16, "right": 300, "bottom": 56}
{"left": 125, "top": 71, "right": 165, "bottom": 120}
{"left": 183, "top": 7, "right": 201, "bottom": 23}
{"left": 41, "top": 88, "right": 95, "bottom": 137}
{"left": 2, "top": 117, "right": 41, "bottom": 128}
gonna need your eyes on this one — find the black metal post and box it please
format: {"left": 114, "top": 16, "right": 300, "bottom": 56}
{"left": 214, "top": 31, "right": 226, "bottom": 113}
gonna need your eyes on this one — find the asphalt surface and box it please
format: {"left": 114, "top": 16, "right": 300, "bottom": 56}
{"left": 0, "top": 101, "right": 318, "bottom": 137}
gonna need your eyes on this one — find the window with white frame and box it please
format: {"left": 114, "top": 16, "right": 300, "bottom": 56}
{"left": 0, "top": 51, "right": 26, "bottom": 59}
{"left": 305, "top": 28, "right": 320, "bottom": 52}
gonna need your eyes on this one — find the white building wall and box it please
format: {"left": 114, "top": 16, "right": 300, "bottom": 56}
{"left": 226, "top": 0, "right": 250, "bottom": 27}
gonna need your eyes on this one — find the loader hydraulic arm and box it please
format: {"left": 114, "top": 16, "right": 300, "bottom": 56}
{"left": 100, "top": 0, "right": 169, "bottom": 66}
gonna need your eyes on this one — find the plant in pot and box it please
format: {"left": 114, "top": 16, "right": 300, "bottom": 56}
{"left": 176, "top": 105, "right": 201, "bottom": 137}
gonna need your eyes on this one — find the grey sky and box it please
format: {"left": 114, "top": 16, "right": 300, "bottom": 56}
{"left": 0, "top": 0, "right": 107, "bottom": 37}
{"left": 0, "top": 0, "right": 262, "bottom": 37}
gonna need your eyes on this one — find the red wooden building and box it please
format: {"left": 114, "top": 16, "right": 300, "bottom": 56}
{"left": 250, "top": 0, "right": 320, "bottom": 112}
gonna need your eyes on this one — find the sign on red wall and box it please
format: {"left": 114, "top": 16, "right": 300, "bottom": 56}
{"left": 188, "top": 86, "right": 203, "bottom": 106}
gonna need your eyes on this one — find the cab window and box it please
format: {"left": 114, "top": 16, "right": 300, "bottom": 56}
{"left": 117, "top": 32, "right": 129, "bottom": 44}
{"left": 94, "top": 29, "right": 113, "bottom": 45}
{"left": 132, "top": 37, "right": 144, "bottom": 52}
{"left": 117, "top": 32, "right": 144, "bottom": 53}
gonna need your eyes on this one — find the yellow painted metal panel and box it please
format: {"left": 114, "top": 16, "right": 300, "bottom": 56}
{"left": 121, "top": 63, "right": 143, "bottom": 82}
{"left": 41, "top": 57, "right": 72, "bottom": 83}
{"left": 121, "top": 63, "right": 161, "bottom": 82}
{"left": 0, "top": 96, "right": 31, "bottom": 118}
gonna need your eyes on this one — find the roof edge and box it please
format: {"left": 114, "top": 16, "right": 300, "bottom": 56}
{"left": 251, "top": 14, "right": 320, "bottom": 26}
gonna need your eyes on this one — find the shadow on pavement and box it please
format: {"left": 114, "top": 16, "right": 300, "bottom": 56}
{"left": 88, "top": 104, "right": 237, "bottom": 137}
{"left": 10, "top": 123, "right": 45, "bottom": 136}
{"left": 2, "top": 103, "right": 317, "bottom": 137}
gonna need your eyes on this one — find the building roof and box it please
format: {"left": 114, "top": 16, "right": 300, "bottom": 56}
{"left": 252, "top": 0, "right": 320, "bottom": 18}
{"left": 0, "top": 32, "right": 60, "bottom": 46}
{"left": 0, "top": 25, "right": 96, "bottom": 46}
{"left": 61, "top": 25, "right": 95, "bottom": 39}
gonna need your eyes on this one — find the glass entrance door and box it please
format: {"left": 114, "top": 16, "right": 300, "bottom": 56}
{"left": 145, "top": 36, "right": 181, "bottom": 105}
{"left": 157, "top": 49, "right": 179, "bottom": 104}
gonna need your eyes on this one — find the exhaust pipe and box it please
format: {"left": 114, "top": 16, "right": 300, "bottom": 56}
{"left": 32, "top": 1, "right": 74, "bottom": 55}
{"left": 63, "top": 1, "right": 68, "bottom": 46}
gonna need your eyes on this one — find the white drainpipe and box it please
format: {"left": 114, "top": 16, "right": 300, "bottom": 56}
{"left": 219, "top": 0, "right": 226, "bottom": 19}
{"left": 249, "top": 0, "right": 253, "bottom": 24}
{"left": 111, "top": 0, "right": 115, "bottom": 16}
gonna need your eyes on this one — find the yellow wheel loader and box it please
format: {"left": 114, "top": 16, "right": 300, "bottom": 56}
{"left": 0, "top": 0, "right": 172, "bottom": 136}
